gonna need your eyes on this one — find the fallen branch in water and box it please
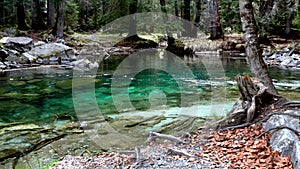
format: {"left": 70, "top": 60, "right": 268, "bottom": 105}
{"left": 148, "top": 132, "right": 186, "bottom": 144}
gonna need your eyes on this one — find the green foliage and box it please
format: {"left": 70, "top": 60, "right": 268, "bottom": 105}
{"left": 64, "top": 0, "right": 79, "bottom": 31}
{"left": 292, "top": 11, "right": 300, "bottom": 32}
{"left": 220, "top": 0, "right": 242, "bottom": 32}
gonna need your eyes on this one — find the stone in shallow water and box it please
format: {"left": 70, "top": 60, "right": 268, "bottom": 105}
{"left": 0, "top": 124, "right": 41, "bottom": 134}
{"left": 8, "top": 81, "right": 26, "bottom": 87}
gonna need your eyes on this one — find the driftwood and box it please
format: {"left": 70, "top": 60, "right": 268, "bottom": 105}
{"left": 148, "top": 131, "right": 186, "bottom": 144}
{"left": 218, "top": 73, "right": 291, "bottom": 130}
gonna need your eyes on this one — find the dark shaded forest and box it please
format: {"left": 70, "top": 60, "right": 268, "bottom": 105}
{"left": 0, "top": 0, "right": 299, "bottom": 40}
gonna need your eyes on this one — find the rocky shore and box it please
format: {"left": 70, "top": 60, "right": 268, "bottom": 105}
{"left": 52, "top": 123, "right": 294, "bottom": 169}
{"left": 263, "top": 44, "right": 300, "bottom": 70}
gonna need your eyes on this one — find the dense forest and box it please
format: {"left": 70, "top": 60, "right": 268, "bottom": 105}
{"left": 0, "top": 0, "right": 299, "bottom": 40}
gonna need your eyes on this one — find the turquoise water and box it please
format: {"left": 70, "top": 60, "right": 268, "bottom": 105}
{"left": 0, "top": 52, "right": 299, "bottom": 125}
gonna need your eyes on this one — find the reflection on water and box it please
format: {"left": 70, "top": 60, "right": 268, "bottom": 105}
{"left": 0, "top": 50, "right": 299, "bottom": 125}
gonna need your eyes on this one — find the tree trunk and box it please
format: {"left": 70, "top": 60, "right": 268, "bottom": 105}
{"left": 17, "top": 0, "right": 29, "bottom": 30}
{"left": 78, "top": 0, "right": 87, "bottom": 30}
{"left": 209, "top": 0, "right": 223, "bottom": 39}
{"left": 258, "top": 0, "right": 273, "bottom": 39}
{"left": 285, "top": 0, "right": 296, "bottom": 39}
{"left": 160, "top": 0, "right": 175, "bottom": 45}
{"left": 102, "top": 0, "right": 108, "bottom": 15}
{"left": 47, "top": 0, "right": 55, "bottom": 28}
{"left": 55, "top": 0, "right": 64, "bottom": 38}
{"left": 128, "top": 0, "right": 138, "bottom": 37}
{"left": 174, "top": 0, "right": 179, "bottom": 17}
{"left": 0, "top": 0, "right": 4, "bottom": 25}
{"left": 239, "top": 0, "right": 277, "bottom": 94}
{"left": 192, "top": 0, "right": 201, "bottom": 37}
{"left": 182, "top": 0, "right": 193, "bottom": 37}
{"left": 31, "top": 0, "right": 46, "bottom": 30}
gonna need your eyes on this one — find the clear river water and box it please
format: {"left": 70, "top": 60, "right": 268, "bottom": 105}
{"left": 0, "top": 51, "right": 299, "bottom": 127}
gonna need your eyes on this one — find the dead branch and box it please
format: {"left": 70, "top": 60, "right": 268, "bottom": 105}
{"left": 255, "top": 126, "right": 300, "bottom": 140}
{"left": 134, "top": 146, "right": 141, "bottom": 162}
{"left": 148, "top": 132, "right": 186, "bottom": 144}
{"left": 167, "top": 148, "right": 194, "bottom": 157}
{"left": 129, "top": 147, "right": 144, "bottom": 169}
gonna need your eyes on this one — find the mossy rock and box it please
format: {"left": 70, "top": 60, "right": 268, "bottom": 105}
{"left": 56, "top": 78, "right": 101, "bottom": 90}
{"left": 0, "top": 149, "right": 20, "bottom": 160}
{"left": 8, "top": 81, "right": 26, "bottom": 87}
{"left": 166, "top": 39, "right": 193, "bottom": 56}
{"left": 114, "top": 35, "right": 158, "bottom": 49}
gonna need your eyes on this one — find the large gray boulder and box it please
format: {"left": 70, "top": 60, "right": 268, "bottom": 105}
{"left": 24, "top": 43, "right": 77, "bottom": 64}
{"left": 0, "top": 37, "right": 33, "bottom": 52}
{"left": 263, "top": 110, "right": 300, "bottom": 169}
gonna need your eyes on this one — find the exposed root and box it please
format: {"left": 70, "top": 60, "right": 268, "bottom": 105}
{"left": 255, "top": 126, "right": 300, "bottom": 140}
{"left": 219, "top": 123, "right": 251, "bottom": 131}
{"left": 283, "top": 101, "right": 300, "bottom": 109}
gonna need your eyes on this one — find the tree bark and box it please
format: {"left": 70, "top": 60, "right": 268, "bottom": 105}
{"left": 174, "top": 0, "right": 179, "bottom": 17}
{"left": 102, "top": 0, "right": 108, "bottom": 15}
{"left": 285, "top": 0, "right": 296, "bottom": 39}
{"left": 17, "top": 0, "right": 29, "bottom": 30}
{"left": 258, "top": 0, "right": 273, "bottom": 39}
{"left": 209, "top": 0, "right": 223, "bottom": 39}
{"left": 55, "top": 0, "right": 64, "bottom": 38}
{"left": 0, "top": 0, "right": 4, "bottom": 25}
{"left": 31, "top": 0, "right": 46, "bottom": 30}
{"left": 160, "top": 0, "right": 175, "bottom": 45}
{"left": 47, "top": 0, "right": 55, "bottom": 28}
{"left": 128, "top": 0, "right": 137, "bottom": 37}
{"left": 182, "top": 0, "right": 193, "bottom": 37}
{"left": 192, "top": 0, "right": 201, "bottom": 37}
{"left": 239, "top": 0, "right": 277, "bottom": 94}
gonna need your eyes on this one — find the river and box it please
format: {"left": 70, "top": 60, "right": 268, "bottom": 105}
{"left": 0, "top": 50, "right": 299, "bottom": 168}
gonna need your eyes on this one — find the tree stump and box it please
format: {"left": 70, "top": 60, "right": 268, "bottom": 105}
{"left": 217, "top": 73, "right": 287, "bottom": 130}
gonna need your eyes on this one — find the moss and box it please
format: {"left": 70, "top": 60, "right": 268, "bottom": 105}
{"left": 166, "top": 39, "right": 193, "bottom": 56}
{"left": 114, "top": 35, "right": 158, "bottom": 49}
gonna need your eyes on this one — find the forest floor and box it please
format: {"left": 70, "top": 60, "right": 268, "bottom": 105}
{"left": 52, "top": 123, "right": 293, "bottom": 168}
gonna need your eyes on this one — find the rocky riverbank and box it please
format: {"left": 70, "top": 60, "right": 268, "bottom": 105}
{"left": 52, "top": 123, "right": 294, "bottom": 169}
{"left": 263, "top": 44, "right": 300, "bottom": 70}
